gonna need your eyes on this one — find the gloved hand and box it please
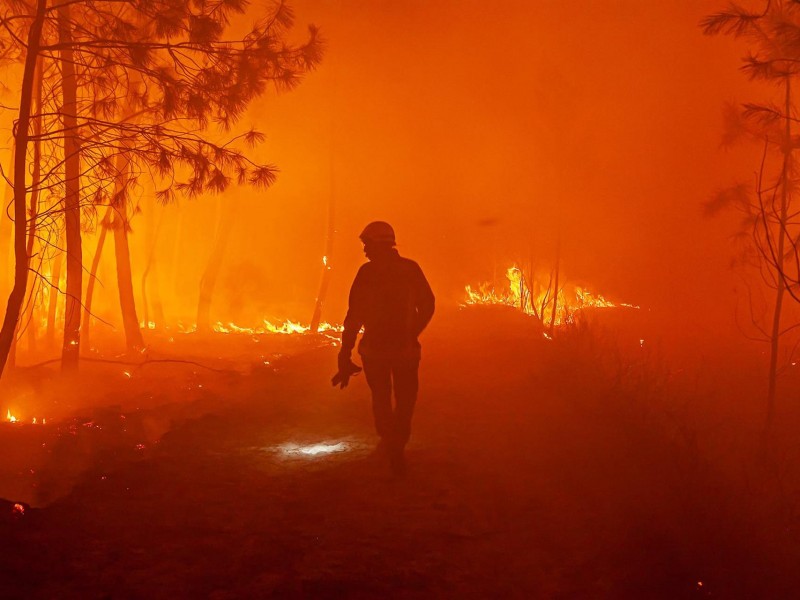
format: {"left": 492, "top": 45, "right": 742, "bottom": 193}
{"left": 332, "top": 351, "right": 362, "bottom": 389}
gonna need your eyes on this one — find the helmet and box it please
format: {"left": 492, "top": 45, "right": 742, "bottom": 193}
{"left": 359, "top": 221, "right": 396, "bottom": 245}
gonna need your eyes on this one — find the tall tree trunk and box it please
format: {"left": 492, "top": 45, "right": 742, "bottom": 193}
{"left": 46, "top": 235, "right": 64, "bottom": 347}
{"left": 310, "top": 180, "right": 335, "bottom": 332}
{"left": 197, "top": 201, "right": 234, "bottom": 332}
{"left": 59, "top": 2, "right": 83, "bottom": 370}
{"left": 549, "top": 238, "right": 561, "bottom": 336}
{"left": 82, "top": 206, "right": 112, "bottom": 351}
{"left": 141, "top": 201, "right": 165, "bottom": 329}
{"left": 765, "top": 78, "right": 792, "bottom": 437}
{"left": 23, "top": 115, "right": 42, "bottom": 354}
{"left": 114, "top": 212, "right": 144, "bottom": 350}
{"left": 11, "top": 56, "right": 44, "bottom": 364}
{"left": 112, "top": 155, "right": 144, "bottom": 352}
{"left": 152, "top": 260, "right": 166, "bottom": 326}
{"left": 0, "top": 146, "right": 16, "bottom": 301}
{"left": 0, "top": 0, "right": 47, "bottom": 378}
{"left": 310, "top": 46, "right": 338, "bottom": 333}
{"left": 170, "top": 207, "right": 183, "bottom": 299}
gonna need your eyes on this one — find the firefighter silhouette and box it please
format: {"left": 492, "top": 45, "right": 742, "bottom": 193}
{"left": 333, "top": 221, "right": 435, "bottom": 476}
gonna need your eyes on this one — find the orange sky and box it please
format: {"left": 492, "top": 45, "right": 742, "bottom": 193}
{"left": 204, "top": 0, "right": 760, "bottom": 333}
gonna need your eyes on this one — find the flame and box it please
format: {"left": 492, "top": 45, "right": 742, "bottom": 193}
{"left": 211, "top": 319, "right": 343, "bottom": 335}
{"left": 464, "top": 265, "right": 636, "bottom": 327}
{"left": 264, "top": 320, "right": 309, "bottom": 334}
{"left": 6, "top": 410, "right": 46, "bottom": 425}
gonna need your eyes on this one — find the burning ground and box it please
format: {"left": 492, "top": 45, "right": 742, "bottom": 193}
{"left": 1, "top": 307, "right": 799, "bottom": 598}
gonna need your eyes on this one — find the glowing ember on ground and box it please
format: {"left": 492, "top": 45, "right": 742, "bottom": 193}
{"left": 12, "top": 503, "right": 25, "bottom": 516}
{"left": 464, "top": 265, "right": 638, "bottom": 327}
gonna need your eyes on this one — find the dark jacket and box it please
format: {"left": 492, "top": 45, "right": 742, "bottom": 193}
{"left": 342, "top": 249, "right": 435, "bottom": 359}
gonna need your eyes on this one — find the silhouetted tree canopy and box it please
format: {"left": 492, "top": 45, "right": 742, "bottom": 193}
{"left": 1, "top": 0, "right": 323, "bottom": 210}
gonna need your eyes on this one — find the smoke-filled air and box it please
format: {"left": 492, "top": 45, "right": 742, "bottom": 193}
{"left": 1, "top": 0, "right": 800, "bottom": 597}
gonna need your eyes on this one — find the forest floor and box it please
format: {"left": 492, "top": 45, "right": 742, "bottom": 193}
{"left": 0, "top": 308, "right": 799, "bottom": 599}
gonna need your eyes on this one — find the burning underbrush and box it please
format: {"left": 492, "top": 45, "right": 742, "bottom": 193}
{"left": 463, "top": 264, "right": 638, "bottom": 331}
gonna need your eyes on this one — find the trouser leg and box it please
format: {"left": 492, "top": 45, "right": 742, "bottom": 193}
{"left": 362, "top": 356, "right": 393, "bottom": 442}
{"left": 392, "top": 358, "right": 420, "bottom": 449}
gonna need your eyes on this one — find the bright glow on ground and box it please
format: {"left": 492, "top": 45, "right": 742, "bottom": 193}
{"left": 278, "top": 442, "right": 350, "bottom": 457}
{"left": 260, "top": 437, "right": 369, "bottom": 461}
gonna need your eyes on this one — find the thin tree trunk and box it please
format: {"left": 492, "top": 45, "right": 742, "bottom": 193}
{"left": 197, "top": 201, "right": 234, "bottom": 332}
{"left": 765, "top": 78, "right": 792, "bottom": 437}
{"left": 141, "top": 203, "right": 165, "bottom": 329}
{"left": 114, "top": 212, "right": 144, "bottom": 350}
{"left": 104, "top": 76, "right": 147, "bottom": 351}
{"left": 152, "top": 259, "right": 166, "bottom": 326}
{"left": 82, "top": 206, "right": 112, "bottom": 350}
{"left": 0, "top": 0, "right": 47, "bottom": 379}
{"left": 549, "top": 238, "right": 561, "bottom": 336}
{"left": 112, "top": 155, "right": 144, "bottom": 351}
{"left": 310, "top": 181, "right": 335, "bottom": 332}
{"left": 11, "top": 57, "right": 44, "bottom": 364}
{"left": 59, "top": 2, "right": 83, "bottom": 370}
{"left": 46, "top": 234, "right": 64, "bottom": 346}
{"left": 170, "top": 207, "right": 183, "bottom": 298}
{"left": 310, "top": 44, "right": 339, "bottom": 333}
{"left": 0, "top": 146, "right": 16, "bottom": 300}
